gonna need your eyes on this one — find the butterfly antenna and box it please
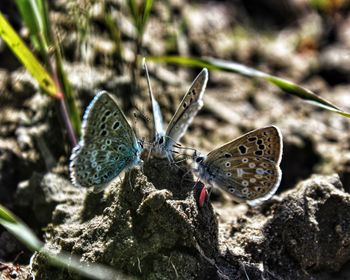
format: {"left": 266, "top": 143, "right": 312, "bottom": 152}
{"left": 163, "top": 152, "right": 184, "bottom": 170}
{"left": 133, "top": 107, "right": 152, "bottom": 144}
{"left": 175, "top": 145, "right": 198, "bottom": 154}
{"left": 134, "top": 107, "right": 151, "bottom": 123}
{"left": 172, "top": 154, "right": 191, "bottom": 164}
{"left": 171, "top": 146, "right": 198, "bottom": 161}
{"left": 172, "top": 151, "right": 188, "bottom": 161}
{"left": 170, "top": 149, "right": 192, "bottom": 161}
{"left": 166, "top": 136, "right": 198, "bottom": 155}
{"left": 132, "top": 110, "right": 141, "bottom": 140}
{"left": 161, "top": 135, "right": 193, "bottom": 157}
{"left": 171, "top": 150, "right": 194, "bottom": 168}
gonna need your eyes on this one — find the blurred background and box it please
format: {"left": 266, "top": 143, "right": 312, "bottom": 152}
{"left": 0, "top": 0, "right": 350, "bottom": 279}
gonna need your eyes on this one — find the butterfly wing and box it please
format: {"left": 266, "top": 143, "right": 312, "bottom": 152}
{"left": 207, "top": 126, "right": 282, "bottom": 164}
{"left": 204, "top": 126, "right": 282, "bottom": 205}
{"left": 148, "top": 80, "right": 165, "bottom": 141}
{"left": 70, "top": 91, "right": 142, "bottom": 188}
{"left": 204, "top": 156, "right": 281, "bottom": 204}
{"left": 164, "top": 68, "right": 208, "bottom": 146}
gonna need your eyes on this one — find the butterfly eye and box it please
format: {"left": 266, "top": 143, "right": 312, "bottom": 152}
{"left": 196, "top": 156, "right": 204, "bottom": 163}
{"left": 158, "top": 137, "right": 164, "bottom": 145}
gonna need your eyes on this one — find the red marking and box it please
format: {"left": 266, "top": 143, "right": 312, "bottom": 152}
{"left": 199, "top": 184, "right": 207, "bottom": 207}
{"left": 55, "top": 91, "right": 64, "bottom": 99}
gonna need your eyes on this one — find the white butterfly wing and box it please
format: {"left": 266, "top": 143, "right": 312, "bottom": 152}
{"left": 149, "top": 86, "right": 165, "bottom": 141}
{"left": 200, "top": 126, "right": 283, "bottom": 205}
{"left": 165, "top": 68, "right": 208, "bottom": 146}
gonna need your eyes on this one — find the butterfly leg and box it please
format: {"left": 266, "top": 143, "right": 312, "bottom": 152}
{"left": 140, "top": 161, "right": 145, "bottom": 174}
{"left": 166, "top": 151, "right": 175, "bottom": 165}
{"left": 146, "top": 145, "right": 153, "bottom": 161}
{"left": 169, "top": 151, "right": 189, "bottom": 170}
{"left": 127, "top": 172, "right": 132, "bottom": 189}
{"left": 170, "top": 159, "right": 188, "bottom": 172}
{"left": 180, "top": 169, "right": 194, "bottom": 188}
{"left": 172, "top": 156, "right": 189, "bottom": 166}
{"left": 167, "top": 153, "right": 187, "bottom": 172}
{"left": 206, "top": 185, "right": 213, "bottom": 201}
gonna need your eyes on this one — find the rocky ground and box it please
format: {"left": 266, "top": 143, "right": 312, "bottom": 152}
{"left": 1, "top": 0, "right": 350, "bottom": 279}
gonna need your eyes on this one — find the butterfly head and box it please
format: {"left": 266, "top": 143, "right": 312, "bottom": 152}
{"left": 138, "top": 139, "right": 145, "bottom": 150}
{"left": 192, "top": 150, "right": 206, "bottom": 168}
{"left": 191, "top": 151, "right": 212, "bottom": 184}
{"left": 192, "top": 148, "right": 204, "bottom": 161}
{"left": 150, "top": 134, "right": 175, "bottom": 160}
{"left": 195, "top": 155, "right": 205, "bottom": 163}
{"left": 157, "top": 136, "right": 165, "bottom": 145}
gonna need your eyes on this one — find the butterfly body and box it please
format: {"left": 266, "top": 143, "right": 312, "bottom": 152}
{"left": 70, "top": 91, "right": 143, "bottom": 189}
{"left": 148, "top": 68, "right": 208, "bottom": 161}
{"left": 192, "top": 126, "right": 282, "bottom": 205}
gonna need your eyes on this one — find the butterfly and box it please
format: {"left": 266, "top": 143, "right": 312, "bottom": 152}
{"left": 192, "top": 126, "right": 283, "bottom": 206}
{"left": 69, "top": 91, "right": 143, "bottom": 189}
{"left": 144, "top": 64, "right": 208, "bottom": 162}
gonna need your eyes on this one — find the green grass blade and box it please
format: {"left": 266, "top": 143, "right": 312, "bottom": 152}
{"left": 40, "top": 248, "right": 133, "bottom": 280}
{"left": 127, "top": 0, "right": 153, "bottom": 35}
{"left": 0, "top": 204, "right": 134, "bottom": 280}
{"left": 14, "top": 1, "right": 80, "bottom": 142}
{"left": 127, "top": 0, "right": 139, "bottom": 31}
{"left": 149, "top": 55, "right": 350, "bottom": 118}
{"left": 0, "top": 205, "right": 42, "bottom": 251}
{"left": 0, "top": 12, "right": 60, "bottom": 98}
{"left": 0, "top": 206, "right": 18, "bottom": 224}
{"left": 34, "top": 0, "right": 52, "bottom": 49}
{"left": 141, "top": 0, "right": 154, "bottom": 33}
{"left": 54, "top": 41, "right": 81, "bottom": 135}
{"left": 264, "top": 76, "right": 348, "bottom": 115}
{"left": 104, "top": 12, "right": 123, "bottom": 62}
{"left": 14, "top": 0, "right": 40, "bottom": 49}
{"left": 149, "top": 55, "right": 214, "bottom": 69}
{"left": 14, "top": 0, "right": 50, "bottom": 54}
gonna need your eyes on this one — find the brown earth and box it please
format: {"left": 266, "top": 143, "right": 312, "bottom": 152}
{"left": 1, "top": 0, "right": 350, "bottom": 279}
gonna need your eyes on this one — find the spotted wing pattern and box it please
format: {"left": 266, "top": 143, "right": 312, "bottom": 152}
{"left": 70, "top": 91, "right": 142, "bottom": 188}
{"left": 164, "top": 68, "right": 208, "bottom": 147}
{"left": 202, "top": 126, "right": 282, "bottom": 205}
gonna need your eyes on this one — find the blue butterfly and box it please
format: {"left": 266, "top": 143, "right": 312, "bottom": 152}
{"left": 192, "top": 126, "right": 283, "bottom": 206}
{"left": 70, "top": 91, "right": 143, "bottom": 189}
{"left": 144, "top": 64, "right": 208, "bottom": 162}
